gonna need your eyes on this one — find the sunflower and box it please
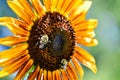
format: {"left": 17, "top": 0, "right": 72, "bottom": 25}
{"left": 0, "top": 0, "right": 98, "bottom": 80}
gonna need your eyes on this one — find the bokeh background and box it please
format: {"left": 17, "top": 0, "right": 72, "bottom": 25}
{"left": 0, "top": 0, "right": 120, "bottom": 80}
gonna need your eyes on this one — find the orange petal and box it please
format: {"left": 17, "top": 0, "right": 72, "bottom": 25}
{"left": 17, "top": 0, "right": 36, "bottom": 21}
{"left": 75, "top": 46, "right": 96, "bottom": 63}
{"left": 64, "top": 0, "right": 82, "bottom": 15}
{"left": 75, "top": 30, "right": 95, "bottom": 38}
{"left": 67, "top": 62, "right": 78, "bottom": 80}
{"left": 30, "top": 0, "right": 45, "bottom": 17}
{"left": 73, "top": 19, "right": 98, "bottom": 32}
{"left": 43, "top": 70, "right": 47, "bottom": 80}
{"left": 0, "top": 54, "right": 30, "bottom": 77}
{"left": 14, "top": 59, "right": 33, "bottom": 80}
{"left": 73, "top": 46, "right": 97, "bottom": 73}
{"left": 73, "top": 52, "right": 97, "bottom": 73}
{"left": 71, "top": 57, "right": 84, "bottom": 80}
{"left": 69, "top": 12, "right": 86, "bottom": 25}
{"left": 60, "top": 0, "right": 72, "bottom": 15}
{"left": 37, "top": 68, "right": 43, "bottom": 80}
{"left": 0, "top": 36, "right": 28, "bottom": 46}
{"left": 60, "top": 69, "right": 69, "bottom": 80}
{"left": 0, "top": 17, "right": 31, "bottom": 30}
{"left": 28, "top": 66, "right": 40, "bottom": 80}
{"left": 52, "top": 71, "right": 55, "bottom": 80}
{"left": 0, "top": 50, "right": 28, "bottom": 67}
{"left": 69, "top": 1, "right": 92, "bottom": 21}
{"left": 66, "top": 65, "right": 75, "bottom": 80}
{"left": 43, "top": 0, "right": 51, "bottom": 11}
{"left": 0, "top": 22, "right": 30, "bottom": 36}
{"left": 76, "top": 37, "right": 98, "bottom": 46}
{"left": 55, "top": 70, "right": 62, "bottom": 80}
{"left": 48, "top": 71, "right": 52, "bottom": 80}
{"left": 0, "top": 43, "right": 28, "bottom": 58}
{"left": 7, "top": 0, "right": 33, "bottom": 24}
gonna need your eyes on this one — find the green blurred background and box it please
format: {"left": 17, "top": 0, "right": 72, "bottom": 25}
{"left": 0, "top": 0, "right": 120, "bottom": 80}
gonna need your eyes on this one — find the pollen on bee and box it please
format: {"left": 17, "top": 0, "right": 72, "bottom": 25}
{"left": 60, "top": 59, "right": 68, "bottom": 69}
{"left": 40, "top": 34, "right": 49, "bottom": 44}
{"left": 39, "top": 34, "right": 49, "bottom": 49}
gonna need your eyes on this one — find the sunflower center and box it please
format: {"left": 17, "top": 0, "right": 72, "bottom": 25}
{"left": 27, "top": 12, "right": 75, "bottom": 71}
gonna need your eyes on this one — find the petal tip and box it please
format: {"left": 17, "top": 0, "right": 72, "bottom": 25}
{"left": 94, "top": 39, "right": 98, "bottom": 46}
{"left": 92, "top": 64, "right": 97, "bottom": 73}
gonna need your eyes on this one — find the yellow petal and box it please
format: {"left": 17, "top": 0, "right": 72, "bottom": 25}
{"left": 37, "top": 68, "right": 43, "bottom": 80}
{"left": 43, "top": 0, "right": 51, "bottom": 11}
{"left": 69, "top": 1, "right": 92, "bottom": 21}
{"left": 72, "top": 57, "right": 84, "bottom": 80}
{"left": 0, "top": 54, "right": 30, "bottom": 77}
{"left": 55, "top": 0, "right": 64, "bottom": 12}
{"left": 43, "top": 70, "right": 47, "bottom": 80}
{"left": 17, "top": 0, "right": 36, "bottom": 21}
{"left": 51, "top": 0, "right": 58, "bottom": 12}
{"left": 14, "top": 59, "right": 33, "bottom": 80}
{"left": 73, "top": 46, "right": 97, "bottom": 73}
{"left": 0, "top": 59, "right": 8, "bottom": 63}
{"left": 0, "top": 50, "right": 28, "bottom": 67}
{"left": 60, "top": 69, "right": 69, "bottom": 80}
{"left": 7, "top": 0, "right": 33, "bottom": 24}
{"left": 0, "top": 43, "right": 28, "bottom": 58}
{"left": 0, "top": 36, "right": 28, "bottom": 46}
{"left": 73, "top": 19, "right": 98, "bottom": 31}
{"left": 48, "top": 71, "right": 52, "bottom": 80}
{"left": 0, "top": 17, "right": 31, "bottom": 30}
{"left": 0, "top": 22, "right": 30, "bottom": 36}
{"left": 76, "top": 37, "right": 98, "bottom": 46}
{"left": 30, "top": 0, "right": 45, "bottom": 17}
{"left": 28, "top": 66, "right": 40, "bottom": 80}
{"left": 55, "top": 70, "right": 62, "bottom": 80}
